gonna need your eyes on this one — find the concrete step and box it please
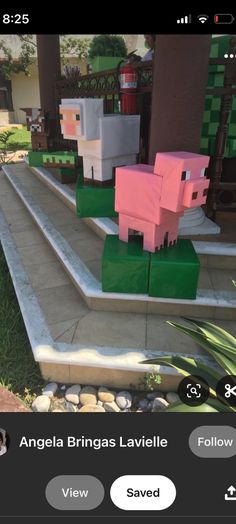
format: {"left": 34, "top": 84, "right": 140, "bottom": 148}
{"left": 2, "top": 163, "right": 236, "bottom": 321}
{"left": 1, "top": 164, "right": 236, "bottom": 388}
{"left": 27, "top": 161, "right": 236, "bottom": 270}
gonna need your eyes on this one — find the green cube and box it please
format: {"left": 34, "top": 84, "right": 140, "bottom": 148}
{"left": 76, "top": 184, "right": 117, "bottom": 217}
{"left": 28, "top": 151, "right": 44, "bottom": 166}
{"left": 42, "top": 151, "right": 78, "bottom": 167}
{"left": 102, "top": 235, "right": 150, "bottom": 294}
{"left": 149, "top": 239, "right": 200, "bottom": 299}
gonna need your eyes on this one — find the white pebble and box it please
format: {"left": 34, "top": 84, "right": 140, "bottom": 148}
{"left": 116, "top": 391, "right": 132, "bottom": 409}
{"left": 32, "top": 395, "right": 50, "bottom": 413}
{"left": 166, "top": 392, "right": 180, "bottom": 404}
{"left": 42, "top": 382, "right": 58, "bottom": 398}
{"left": 65, "top": 385, "right": 81, "bottom": 405}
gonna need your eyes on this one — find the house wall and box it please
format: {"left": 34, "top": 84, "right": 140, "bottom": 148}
{"left": 11, "top": 58, "right": 87, "bottom": 125}
{"left": 11, "top": 63, "right": 40, "bottom": 124}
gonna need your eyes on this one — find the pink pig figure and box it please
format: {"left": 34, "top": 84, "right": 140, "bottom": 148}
{"left": 115, "top": 151, "right": 210, "bottom": 252}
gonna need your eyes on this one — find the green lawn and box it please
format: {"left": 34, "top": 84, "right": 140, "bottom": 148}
{"left": 0, "top": 245, "right": 44, "bottom": 406}
{"left": 0, "top": 126, "right": 31, "bottom": 151}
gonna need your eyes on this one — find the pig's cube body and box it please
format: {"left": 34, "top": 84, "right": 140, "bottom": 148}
{"left": 115, "top": 151, "right": 210, "bottom": 252}
{"left": 115, "top": 164, "right": 162, "bottom": 223}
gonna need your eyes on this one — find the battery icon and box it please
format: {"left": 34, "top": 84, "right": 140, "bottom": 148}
{"left": 214, "top": 13, "right": 235, "bottom": 24}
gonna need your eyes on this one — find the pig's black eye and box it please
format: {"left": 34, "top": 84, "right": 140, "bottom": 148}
{"left": 181, "top": 170, "right": 191, "bottom": 181}
{"left": 192, "top": 192, "right": 198, "bottom": 200}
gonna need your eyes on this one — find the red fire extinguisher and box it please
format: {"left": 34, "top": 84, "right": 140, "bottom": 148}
{"left": 118, "top": 55, "right": 138, "bottom": 115}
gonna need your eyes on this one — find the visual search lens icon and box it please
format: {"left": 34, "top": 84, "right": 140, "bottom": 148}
{"left": 178, "top": 375, "right": 210, "bottom": 406}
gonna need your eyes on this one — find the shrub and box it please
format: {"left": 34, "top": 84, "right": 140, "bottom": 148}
{"left": 88, "top": 35, "right": 127, "bottom": 60}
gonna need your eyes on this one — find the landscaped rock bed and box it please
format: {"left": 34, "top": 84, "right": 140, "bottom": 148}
{"left": 31, "top": 383, "right": 180, "bottom": 413}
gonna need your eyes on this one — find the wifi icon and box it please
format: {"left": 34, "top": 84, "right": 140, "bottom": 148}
{"left": 197, "top": 14, "right": 209, "bottom": 23}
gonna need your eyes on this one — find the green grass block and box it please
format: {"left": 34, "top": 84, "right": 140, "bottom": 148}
{"left": 149, "top": 239, "right": 200, "bottom": 299}
{"left": 42, "top": 151, "right": 77, "bottom": 167}
{"left": 28, "top": 151, "right": 44, "bottom": 166}
{"left": 76, "top": 184, "right": 117, "bottom": 217}
{"left": 102, "top": 235, "right": 150, "bottom": 294}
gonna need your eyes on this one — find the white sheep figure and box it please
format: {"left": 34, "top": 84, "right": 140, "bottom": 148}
{"left": 59, "top": 98, "right": 140, "bottom": 185}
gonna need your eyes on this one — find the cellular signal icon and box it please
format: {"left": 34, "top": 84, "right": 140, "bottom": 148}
{"left": 177, "top": 14, "right": 192, "bottom": 24}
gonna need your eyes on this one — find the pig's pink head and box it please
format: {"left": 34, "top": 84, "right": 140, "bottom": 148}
{"left": 59, "top": 101, "right": 82, "bottom": 140}
{"left": 154, "top": 151, "right": 210, "bottom": 213}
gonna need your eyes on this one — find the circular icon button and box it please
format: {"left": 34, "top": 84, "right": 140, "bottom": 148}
{"left": 178, "top": 375, "right": 210, "bottom": 406}
{"left": 216, "top": 375, "right": 236, "bottom": 407}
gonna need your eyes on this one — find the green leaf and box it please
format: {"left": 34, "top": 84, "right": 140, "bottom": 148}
{"left": 164, "top": 402, "right": 220, "bottom": 412}
{"left": 164, "top": 397, "right": 235, "bottom": 412}
{"left": 202, "top": 344, "right": 236, "bottom": 376}
{"left": 205, "top": 397, "right": 235, "bottom": 412}
{"left": 183, "top": 318, "right": 236, "bottom": 349}
{"left": 166, "top": 320, "right": 236, "bottom": 372}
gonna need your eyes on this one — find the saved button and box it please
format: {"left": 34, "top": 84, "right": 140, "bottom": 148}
{"left": 110, "top": 475, "right": 176, "bottom": 511}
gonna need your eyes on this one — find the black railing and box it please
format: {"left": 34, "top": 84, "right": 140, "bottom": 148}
{"left": 55, "top": 49, "right": 236, "bottom": 213}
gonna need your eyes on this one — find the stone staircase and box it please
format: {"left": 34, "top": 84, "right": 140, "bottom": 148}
{"left": 0, "top": 161, "right": 236, "bottom": 390}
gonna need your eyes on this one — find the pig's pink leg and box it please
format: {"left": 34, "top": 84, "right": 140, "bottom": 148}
{"left": 118, "top": 214, "right": 130, "bottom": 242}
{"left": 143, "top": 223, "right": 158, "bottom": 252}
{"left": 166, "top": 216, "right": 180, "bottom": 246}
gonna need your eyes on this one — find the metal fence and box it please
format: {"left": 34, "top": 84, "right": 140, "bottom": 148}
{"left": 55, "top": 48, "right": 236, "bottom": 214}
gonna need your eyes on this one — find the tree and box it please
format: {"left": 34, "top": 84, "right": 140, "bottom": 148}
{"left": 0, "top": 35, "right": 91, "bottom": 79}
{"left": 0, "top": 36, "right": 36, "bottom": 79}
{"left": 60, "top": 36, "right": 90, "bottom": 66}
{"left": 88, "top": 35, "right": 127, "bottom": 59}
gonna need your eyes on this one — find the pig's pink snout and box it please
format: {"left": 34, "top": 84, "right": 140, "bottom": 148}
{"left": 182, "top": 178, "right": 210, "bottom": 208}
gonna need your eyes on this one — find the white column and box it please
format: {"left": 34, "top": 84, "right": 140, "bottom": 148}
{"left": 178, "top": 207, "right": 221, "bottom": 235}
